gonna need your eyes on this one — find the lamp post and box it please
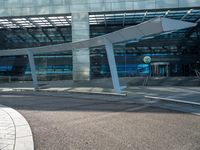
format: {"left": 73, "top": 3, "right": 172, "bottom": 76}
{"left": 143, "top": 56, "right": 152, "bottom": 86}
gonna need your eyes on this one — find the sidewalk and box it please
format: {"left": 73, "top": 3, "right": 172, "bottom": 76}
{"left": 0, "top": 105, "right": 34, "bottom": 150}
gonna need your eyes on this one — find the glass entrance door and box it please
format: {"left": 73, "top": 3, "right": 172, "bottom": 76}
{"left": 150, "top": 62, "right": 170, "bottom": 77}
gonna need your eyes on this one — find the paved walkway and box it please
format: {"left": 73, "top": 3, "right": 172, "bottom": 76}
{"left": 0, "top": 107, "right": 15, "bottom": 150}
{"left": 0, "top": 105, "right": 34, "bottom": 150}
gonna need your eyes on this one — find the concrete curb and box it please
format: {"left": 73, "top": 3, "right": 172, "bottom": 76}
{"left": 62, "top": 90, "right": 127, "bottom": 96}
{"left": 0, "top": 105, "right": 34, "bottom": 150}
{"left": 0, "top": 87, "right": 127, "bottom": 96}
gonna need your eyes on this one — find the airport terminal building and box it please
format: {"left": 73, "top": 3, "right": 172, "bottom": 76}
{"left": 0, "top": 0, "right": 200, "bottom": 81}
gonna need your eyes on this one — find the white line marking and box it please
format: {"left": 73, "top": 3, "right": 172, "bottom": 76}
{"left": 145, "top": 96, "right": 200, "bottom": 106}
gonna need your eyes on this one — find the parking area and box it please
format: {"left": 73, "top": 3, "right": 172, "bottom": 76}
{"left": 0, "top": 87, "right": 200, "bottom": 150}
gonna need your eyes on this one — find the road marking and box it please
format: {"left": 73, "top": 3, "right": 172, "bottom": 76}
{"left": 145, "top": 96, "right": 200, "bottom": 106}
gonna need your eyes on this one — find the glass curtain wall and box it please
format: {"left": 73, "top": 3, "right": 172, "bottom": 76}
{"left": 90, "top": 24, "right": 200, "bottom": 79}
{"left": 0, "top": 9, "right": 200, "bottom": 81}
{"left": 0, "top": 26, "right": 73, "bottom": 81}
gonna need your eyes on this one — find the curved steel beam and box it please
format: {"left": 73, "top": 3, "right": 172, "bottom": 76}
{"left": 0, "top": 17, "right": 196, "bottom": 56}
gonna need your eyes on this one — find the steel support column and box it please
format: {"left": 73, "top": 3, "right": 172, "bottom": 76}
{"left": 27, "top": 50, "right": 38, "bottom": 89}
{"left": 104, "top": 38, "right": 121, "bottom": 94}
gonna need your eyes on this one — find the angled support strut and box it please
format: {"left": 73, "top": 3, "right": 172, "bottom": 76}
{"left": 104, "top": 38, "right": 121, "bottom": 94}
{"left": 27, "top": 50, "right": 38, "bottom": 90}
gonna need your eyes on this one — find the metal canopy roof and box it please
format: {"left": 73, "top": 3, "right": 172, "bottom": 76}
{"left": 0, "top": 8, "right": 199, "bottom": 51}
{"left": 0, "top": 9, "right": 199, "bottom": 30}
{"left": 89, "top": 9, "right": 200, "bottom": 25}
{"left": 0, "top": 17, "right": 196, "bottom": 57}
{"left": 0, "top": 15, "right": 72, "bottom": 29}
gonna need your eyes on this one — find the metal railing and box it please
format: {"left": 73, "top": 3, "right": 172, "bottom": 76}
{"left": 143, "top": 76, "right": 149, "bottom": 86}
{"left": 195, "top": 70, "right": 200, "bottom": 79}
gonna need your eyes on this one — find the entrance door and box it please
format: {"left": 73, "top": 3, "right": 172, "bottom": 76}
{"left": 151, "top": 62, "right": 170, "bottom": 77}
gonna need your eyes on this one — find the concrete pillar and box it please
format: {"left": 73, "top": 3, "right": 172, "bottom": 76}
{"left": 72, "top": 12, "right": 90, "bottom": 81}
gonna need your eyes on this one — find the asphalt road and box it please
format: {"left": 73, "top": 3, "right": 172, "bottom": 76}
{"left": 0, "top": 93, "right": 200, "bottom": 150}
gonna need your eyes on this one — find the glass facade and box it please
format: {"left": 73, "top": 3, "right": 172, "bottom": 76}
{"left": 0, "top": 2, "right": 200, "bottom": 81}
{"left": 89, "top": 9, "right": 200, "bottom": 78}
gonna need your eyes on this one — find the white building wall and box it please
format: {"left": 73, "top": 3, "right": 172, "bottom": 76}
{"left": 0, "top": 0, "right": 200, "bottom": 17}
